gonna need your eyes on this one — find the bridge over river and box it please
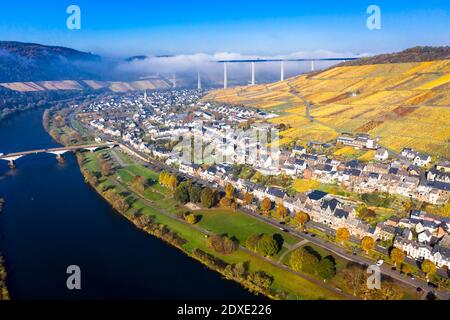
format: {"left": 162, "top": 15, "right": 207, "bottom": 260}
{"left": 0, "top": 142, "right": 117, "bottom": 168}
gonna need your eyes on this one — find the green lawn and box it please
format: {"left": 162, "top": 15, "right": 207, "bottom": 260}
{"left": 196, "top": 208, "right": 298, "bottom": 246}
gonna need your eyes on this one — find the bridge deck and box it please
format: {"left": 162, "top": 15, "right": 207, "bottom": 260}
{"left": 0, "top": 143, "right": 115, "bottom": 160}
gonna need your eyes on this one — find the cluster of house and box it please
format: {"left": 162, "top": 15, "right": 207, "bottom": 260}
{"left": 81, "top": 89, "right": 273, "bottom": 161}
{"left": 279, "top": 146, "right": 450, "bottom": 205}
{"left": 180, "top": 160, "right": 450, "bottom": 268}
{"left": 388, "top": 210, "right": 450, "bottom": 268}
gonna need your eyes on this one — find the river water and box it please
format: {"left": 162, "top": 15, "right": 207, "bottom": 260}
{"left": 0, "top": 109, "right": 255, "bottom": 299}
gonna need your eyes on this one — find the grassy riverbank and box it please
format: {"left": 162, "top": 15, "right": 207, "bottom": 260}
{"left": 0, "top": 198, "right": 9, "bottom": 300}
{"left": 76, "top": 150, "right": 344, "bottom": 300}
{"left": 0, "top": 255, "right": 10, "bottom": 300}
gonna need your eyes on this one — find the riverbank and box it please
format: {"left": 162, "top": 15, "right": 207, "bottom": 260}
{"left": 0, "top": 254, "right": 10, "bottom": 300}
{"left": 0, "top": 197, "right": 9, "bottom": 300}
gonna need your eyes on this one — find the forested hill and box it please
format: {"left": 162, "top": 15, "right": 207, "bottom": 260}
{"left": 0, "top": 41, "right": 106, "bottom": 82}
{"left": 339, "top": 46, "right": 450, "bottom": 67}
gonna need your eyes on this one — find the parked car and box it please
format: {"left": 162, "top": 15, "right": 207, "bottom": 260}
{"left": 376, "top": 260, "right": 384, "bottom": 267}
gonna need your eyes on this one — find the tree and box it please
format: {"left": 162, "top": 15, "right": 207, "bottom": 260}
{"left": 256, "top": 234, "right": 280, "bottom": 257}
{"left": 225, "top": 183, "right": 235, "bottom": 199}
{"left": 175, "top": 182, "right": 190, "bottom": 203}
{"left": 276, "top": 204, "right": 288, "bottom": 220}
{"left": 159, "top": 171, "right": 168, "bottom": 185}
{"left": 201, "top": 187, "right": 217, "bottom": 208}
{"left": 206, "top": 235, "right": 237, "bottom": 254}
{"left": 245, "top": 234, "right": 261, "bottom": 252}
{"left": 421, "top": 259, "right": 436, "bottom": 281}
{"left": 188, "top": 184, "right": 202, "bottom": 203}
{"left": 185, "top": 213, "right": 198, "bottom": 224}
{"left": 260, "top": 197, "right": 272, "bottom": 215}
{"left": 335, "top": 227, "right": 350, "bottom": 245}
{"left": 289, "top": 247, "right": 320, "bottom": 274}
{"left": 390, "top": 248, "right": 405, "bottom": 267}
{"left": 317, "top": 257, "right": 336, "bottom": 280}
{"left": 167, "top": 175, "right": 178, "bottom": 190}
{"left": 220, "top": 196, "right": 232, "bottom": 207}
{"left": 248, "top": 271, "right": 273, "bottom": 290}
{"left": 361, "top": 236, "right": 375, "bottom": 254}
{"left": 243, "top": 192, "right": 254, "bottom": 206}
{"left": 133, "top": 175, "right": 145, "bottom": 193}
{"left": 100, "top": 160, "right": 112, "bottom": 176}
{"left": 294, "top": 211, "right": 309, "bottom": 230}
{"left": 400, "top": 263, "right": 411, "bottom": 275}
{"left": 342, "top": 265, "right": 366, "bottom": 296}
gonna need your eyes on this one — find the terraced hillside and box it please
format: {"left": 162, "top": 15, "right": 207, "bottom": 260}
{"left": 205, "top": 59, "right": 450, "bottom": 158}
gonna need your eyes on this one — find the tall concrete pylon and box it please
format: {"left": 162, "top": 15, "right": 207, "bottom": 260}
{"left": 223, "top": 63, "right": 228, "bottom": 89}
{"left": 251, "top": 62, "right": 255, "bottom": 85}
{"left": 197, "top": 71, "right": 202, "bottom": 90}
{"left": 280, "top": 61, "right": 285, "bottom": 81}
{"left": 311, "top": 60, "right": 315, "bottom": 72}
{"left": 172, "top": 74, "right": 177, "bottom": 88}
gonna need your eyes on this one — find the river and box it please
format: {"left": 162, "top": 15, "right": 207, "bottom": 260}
{"left": 0, "top": 109, "right": 255, "bottom": 299}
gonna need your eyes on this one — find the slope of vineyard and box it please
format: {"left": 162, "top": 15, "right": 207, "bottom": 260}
{"left": 205, "top": 59, "right": 450, "bottom": 158}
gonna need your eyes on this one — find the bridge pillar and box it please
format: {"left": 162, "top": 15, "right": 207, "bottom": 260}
{"left": 223, "top": 62, "right": 228, "bottom": 89}
{"left": 8, "top": 160, "right": 16, "bottom": 169}
{"left": 251, "top": 62, "right": 255, "bottom": 85}
{"left": 280, "top": 61, "right": 285, "bottom": 81}
{"left": 311, "top": 60, "right": 315, "bottom": 72}
{"left": 197, "top": 71, "right": 202, "bottom": 90}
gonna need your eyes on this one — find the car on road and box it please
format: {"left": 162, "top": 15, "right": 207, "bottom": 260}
{"left": 416, "top": 287, "right": 422, "bottom": 293}
{"left": 376, "top": 259, "right": 384, "bottom": 266}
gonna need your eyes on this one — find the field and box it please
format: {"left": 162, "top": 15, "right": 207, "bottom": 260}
{"left": 204, "top": 60, "right": 450, "bottom": 158}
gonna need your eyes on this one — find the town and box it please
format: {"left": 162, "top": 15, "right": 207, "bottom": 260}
{"left": 73, "top": 88, "right": 450, "bottom": 272}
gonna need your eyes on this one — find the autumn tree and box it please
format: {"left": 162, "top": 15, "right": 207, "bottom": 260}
{"left": 289, "top": 247, "right": 320, "bottom": 274}
{"left": 225, "top": 183, "right": 235, "bottom": 199}
{"left": 133, "top": 175, "right": 146, "bottom": 193}
{"left": 260, "top": 197, "right": 272, "bottom": 215}
{"left": 207, "top": 235, "right": 237, "bottom": 254}
{"left": 400, "top": 263, "right": 411, "bottom": 275}
{"left": 167, "top": 175, "right": 177, "bottom": 190}
{"left": 243, "top": 192, "right": 254, "bottom": 206}
{"left": 184, "top": 213, "right": 198, "bottom": 224}
{"left": 342, "top": 264, "right": 366, "bottom": 296}
{"left": 276, "top": 204, "right": 288, "bottom": 220}
{"left": 361, "top": 236, "right": 375, "bottom": 254}
{"left": 335, "top": 227, "right": 350, "bottom": 245}
{"left": 248, "top": 271, "right": 273, "bottom": 290}
{"left": 256, "top": 234, "right": 280, "bottom": 257}
{"left": 390, "top": 248, "right": 405, "bottom": 267}
{"left": 421, "top": 259, "right": 436, "bottom": 281}
{"left": 201, "top": 187, "right": 217, "bottom": 208}
{"left": 245, "top": 234, "right": 261, "bottom": 252}
{"left": 100, "top": 160, "right": 112, "bottom": 177}
{"left": 295, "top": 211, "right": 309, "bottom": 230}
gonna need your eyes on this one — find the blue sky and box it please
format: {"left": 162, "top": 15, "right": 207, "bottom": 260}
{"left": 0, "top": 0, "right": 449, "bottom": 57}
